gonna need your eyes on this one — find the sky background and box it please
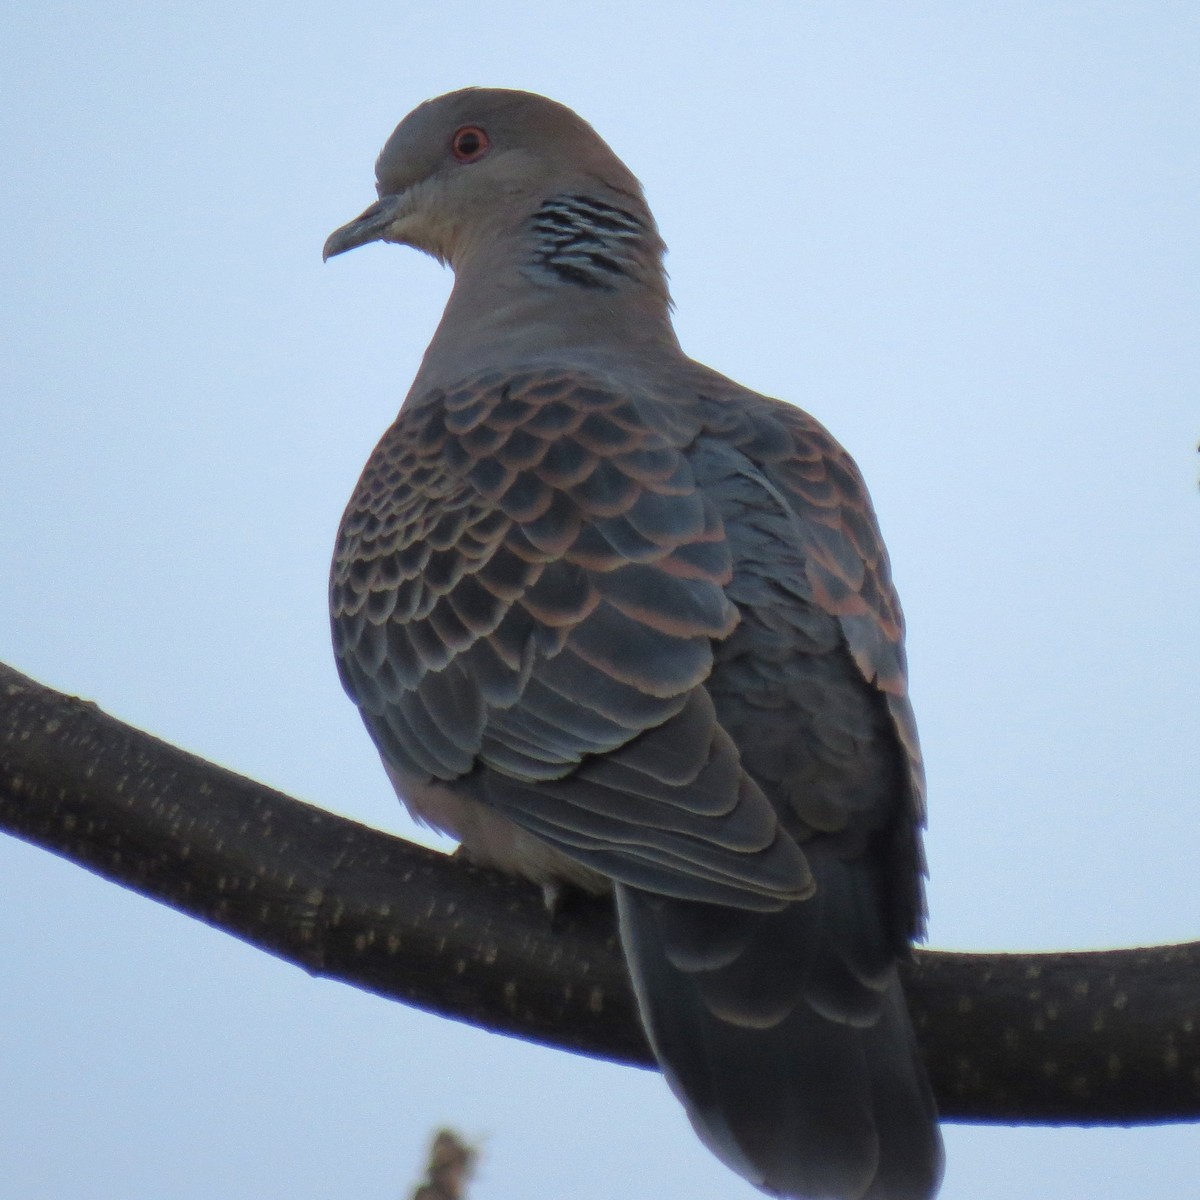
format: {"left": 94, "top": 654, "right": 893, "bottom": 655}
{"left": 2, "top": 3, "right": 1198, "bottom": 1197}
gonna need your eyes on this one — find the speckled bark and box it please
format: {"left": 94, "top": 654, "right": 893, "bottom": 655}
{"left": 2, "top": 660, "right": 1197, "bottom": 1124}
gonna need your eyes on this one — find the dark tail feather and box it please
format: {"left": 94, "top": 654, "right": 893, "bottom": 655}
{"left": 616, "top": 884, "right": 943, "bottom": 1200}
{"left": 858, "top": 983, "right": 943, "bottom": 1200}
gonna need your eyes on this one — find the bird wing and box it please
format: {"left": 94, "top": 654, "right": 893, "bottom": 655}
{"left": 690, "top": 384, "right": 928, "bottom": 944}
{"left": 331, "top": 365, "right": 813, "bottom": 909}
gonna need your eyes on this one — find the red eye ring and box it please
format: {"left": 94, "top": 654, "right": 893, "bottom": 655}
{"left": 451, "top": 125, "right": 490, "bottom": 163}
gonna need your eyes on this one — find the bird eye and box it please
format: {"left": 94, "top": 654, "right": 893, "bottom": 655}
{"left": 451, "top": 126, "right": 490, "bottom": 163}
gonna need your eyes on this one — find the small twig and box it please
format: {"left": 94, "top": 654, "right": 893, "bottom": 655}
{"left": 411, "top": 1129, "right": 476, "bottom": 1200}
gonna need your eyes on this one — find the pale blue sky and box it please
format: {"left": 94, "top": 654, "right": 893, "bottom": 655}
{"left": 2, "top": 4, "right": 1198, "bottom": 1197}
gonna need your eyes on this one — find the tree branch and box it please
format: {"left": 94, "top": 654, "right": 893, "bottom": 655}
{"left": 1, "top": 660, "right": 1196, "bottom": 1125}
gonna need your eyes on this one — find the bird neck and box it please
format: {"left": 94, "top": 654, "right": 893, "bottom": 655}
{"left": 412, "top": 189, "right": 681, "bottom": 389}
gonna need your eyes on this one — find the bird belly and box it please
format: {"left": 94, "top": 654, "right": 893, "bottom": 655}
{"left": 384, "top": 758, "right": 610, "bottom": 895}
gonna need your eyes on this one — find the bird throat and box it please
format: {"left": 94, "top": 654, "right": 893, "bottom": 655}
{"left": 526, "top": 192, "right": 658, "bottom": 291}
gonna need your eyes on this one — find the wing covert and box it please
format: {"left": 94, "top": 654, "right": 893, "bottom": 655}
{"left": 332, "top": 367, "right": 810, "bottom": 907}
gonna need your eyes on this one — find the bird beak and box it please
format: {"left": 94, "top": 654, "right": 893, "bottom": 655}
{"left": 323, "top": 192, "right": 409, "bottom": 261}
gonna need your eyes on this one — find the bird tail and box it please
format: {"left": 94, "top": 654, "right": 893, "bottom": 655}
{"left": 615, "top": 881, "right": 943, "bottom": 1200}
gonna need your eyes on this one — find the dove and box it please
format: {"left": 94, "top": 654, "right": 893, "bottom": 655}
{"left": 324, "top": 88, "right": 942, "bottom": 1200}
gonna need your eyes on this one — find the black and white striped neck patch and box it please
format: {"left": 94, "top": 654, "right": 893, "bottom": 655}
{"left": 527, "top": 193, "right": 651, "bottom": 289}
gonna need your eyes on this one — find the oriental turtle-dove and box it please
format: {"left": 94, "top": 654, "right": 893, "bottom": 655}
{"left": 324, "top": 88, "right": 942, "bottom": 1200}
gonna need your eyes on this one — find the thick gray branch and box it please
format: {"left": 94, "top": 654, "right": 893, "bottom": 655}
{"left": 1, "top": 660, "right": 1197, "bottom": 1124}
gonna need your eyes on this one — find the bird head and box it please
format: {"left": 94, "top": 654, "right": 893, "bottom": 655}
{"left": 322, "top": 88, "right": 653, "bottom": 271}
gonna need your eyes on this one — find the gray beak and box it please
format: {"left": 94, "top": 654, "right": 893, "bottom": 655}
{"left": 322, "top": 193, "right": 408, "bottom": 261}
